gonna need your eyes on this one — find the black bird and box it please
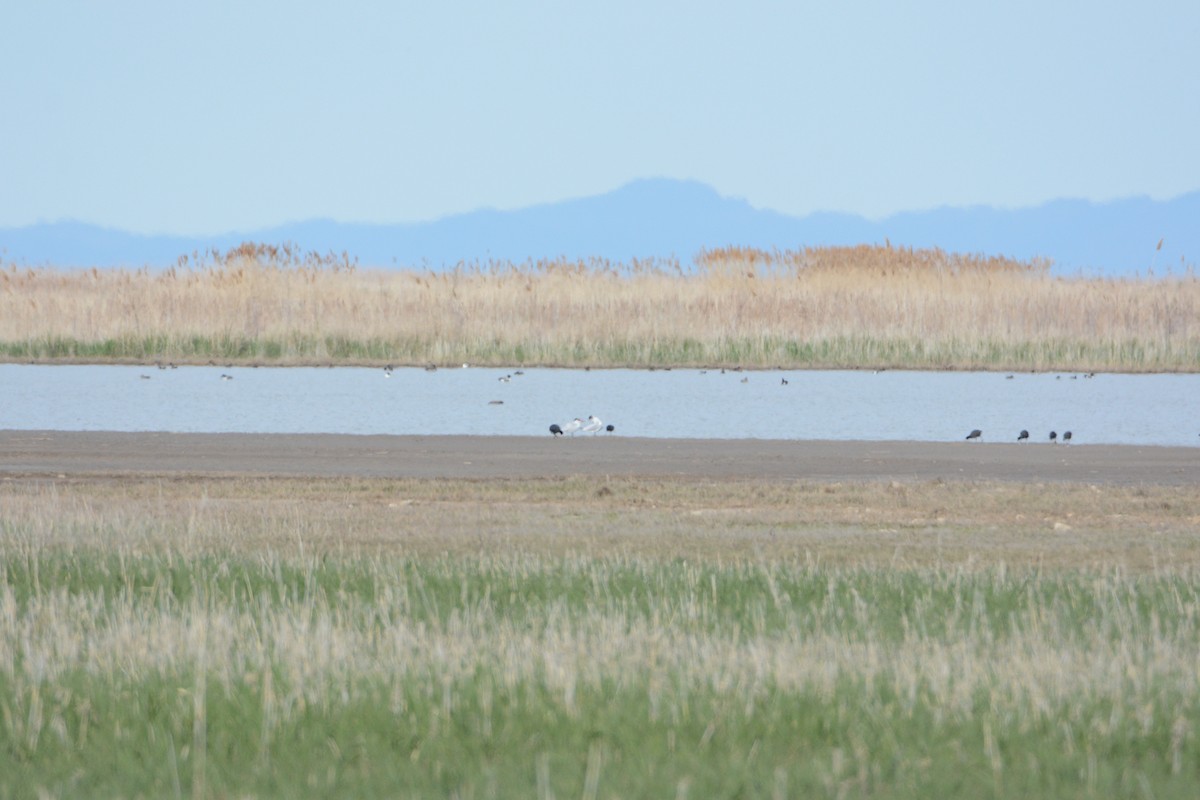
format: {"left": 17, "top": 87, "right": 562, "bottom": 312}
{"left": 966, "top": 429, "right": 982, "bottom": 441}
{"left": 1049, "top": 431, "right": 1057, "bottom": 443}
{"left": 1018, "top": 430, "right": 1029, "bottom": 441}
{"left": 605, "top": 424, "right": 615, "bottom": 433}
{"left": 549, "top": 424, "right": 563, "bottom": 436}
{"left": 1063, "top": 431, "right": 1072, "bottom": 443}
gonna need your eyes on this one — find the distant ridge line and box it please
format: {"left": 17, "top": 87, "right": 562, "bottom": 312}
{"left": 1, "top": 178, "right": 1196, "bottom": 276}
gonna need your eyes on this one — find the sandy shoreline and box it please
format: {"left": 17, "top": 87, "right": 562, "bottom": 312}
{"left": 1, "top": 430, "right": 1195, "bottom": 485}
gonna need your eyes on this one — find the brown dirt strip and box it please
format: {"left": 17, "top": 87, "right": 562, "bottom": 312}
{"left": 0, "top": 430, "right": 1195, "bottom": 485}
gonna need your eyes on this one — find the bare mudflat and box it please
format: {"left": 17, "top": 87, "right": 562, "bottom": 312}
{"left": 1, "top": 429, "right": 1195, "bottom": 485}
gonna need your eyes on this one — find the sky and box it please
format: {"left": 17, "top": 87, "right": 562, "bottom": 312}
{"left": 2, "top": 1, "right": 1199, "bottom": 235}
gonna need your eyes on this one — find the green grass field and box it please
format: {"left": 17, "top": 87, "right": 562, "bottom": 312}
{"left": 3, "top": 477, "right": 1200, "bottom": 798}
{"left": 4, "top": 552, "right": 1200, "bottom": 798}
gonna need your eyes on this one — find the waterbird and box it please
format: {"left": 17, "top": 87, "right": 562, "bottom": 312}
{"left": 1063, "top": 431, "right": 1072, "bottom": 443}
{"left": 605, "top": 424, "right": 615, "bottom": 433}
{"left": 1018, "top": 430, "right": 1029, "bottom": 441}
{"left": 1049, "top": 431, "right": 1057, "bottom": 443}
{"left": 549, "top": 424, "right": 563, "bottom": 436}
{"left": 561, "top": 418, "right": 584, "bottom": 436}
{"left": 220, "top": 374, "right": 233, "bottom": 381}
{"left": 781, "top": 378, "right": 788, "bottom": 385}
{"left": 966, "top": 429, "right": 982, "bottom": 441}
{"left": 498, "top": 375, "right": 511, "bottom": 383}
{"left": 582, "top": 415, "right": 603, "bottom": 434}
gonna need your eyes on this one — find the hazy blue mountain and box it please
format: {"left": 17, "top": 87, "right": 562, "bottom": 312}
{"left": 1, "top": 178, "right": 1195, "bottom": 275}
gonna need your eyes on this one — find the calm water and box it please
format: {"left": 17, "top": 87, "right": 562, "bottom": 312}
{"left": 1, "top": 364, "right": 1197, "bottom": 447}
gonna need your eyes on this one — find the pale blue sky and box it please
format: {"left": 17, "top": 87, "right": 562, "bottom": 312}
{"left": 2, "top": 1, "right": 1198, "bottom": 235}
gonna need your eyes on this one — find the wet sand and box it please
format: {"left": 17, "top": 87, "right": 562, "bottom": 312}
{"left": 0, "top": 430, "right": 1195, "bottom": 485}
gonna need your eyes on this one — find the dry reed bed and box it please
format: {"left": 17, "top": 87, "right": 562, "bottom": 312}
{"left": 2, "top": 243, "right": 1198, "bottom": 370}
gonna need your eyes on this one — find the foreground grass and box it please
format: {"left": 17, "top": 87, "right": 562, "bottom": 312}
{"left": 3, "top": 243, "right": 1198, "bottom": 371}
{"left": 3, "top": 476, "right": 1200, "bottom": 797}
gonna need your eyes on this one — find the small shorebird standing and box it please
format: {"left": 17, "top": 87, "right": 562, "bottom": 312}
{"left": 549, "top": 424, "right": 563, "bottom": 436}
{"left": 1049, "top": 431, "right": 1058, "bottom": 443}
{"left": 966, "top": 429, "right": 982, "bottom": 441}
{"left": 1063, "top": 431, "right": 1072, "bottom": 443}
{"left": 1018, "top": 430, "right": 1029, "bottom": 441}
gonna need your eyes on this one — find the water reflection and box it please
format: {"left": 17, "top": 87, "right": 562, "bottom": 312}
{"left": 1, "top": 364, "right": 1197, "bottom": 447}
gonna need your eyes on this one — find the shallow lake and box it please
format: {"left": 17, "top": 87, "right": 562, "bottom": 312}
{"left": 0, "top": 364, "right": 1197, "bottom": 447}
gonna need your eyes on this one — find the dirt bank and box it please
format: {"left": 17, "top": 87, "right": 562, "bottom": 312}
{"left": 1, "top": 431, "right": 1195, "bottom": 485}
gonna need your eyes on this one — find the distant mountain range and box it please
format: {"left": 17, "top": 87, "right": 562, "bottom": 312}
{"left": 2, "top": 178, "right": 1196, "bottom": 276}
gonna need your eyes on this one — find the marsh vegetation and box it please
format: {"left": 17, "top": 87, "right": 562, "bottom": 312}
{"left": 3, "top": 475, "right": 1200, "bottom": 797}
{"left": 3, "top": 243, "right": 1198, "bottom": 371}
